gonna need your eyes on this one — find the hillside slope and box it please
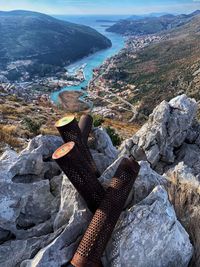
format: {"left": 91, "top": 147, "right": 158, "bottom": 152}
{"left": 103, "top": 14, "right": 200, "bottom": 118}
{"left": 107, "top": 10, "right": 200, "bottom": 35}
{"left": 0, "top": 10, "right": 111, "bottom": 69}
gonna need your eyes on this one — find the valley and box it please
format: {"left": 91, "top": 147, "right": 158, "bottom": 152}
{"left": 89, "top": 12, "right": 200, "bottom": 122}
{"left": 1, "top": 10, "right": 200, "bottom": 153}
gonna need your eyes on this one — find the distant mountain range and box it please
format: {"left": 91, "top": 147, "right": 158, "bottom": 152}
{"left": 0, "top": 10, "right": 111, "bottom": 70}
{"left": 107, "top": 10, "right": 200, "bottom": 35}
{"left": 127, "top": 12, "right": 170, "bottom": 21}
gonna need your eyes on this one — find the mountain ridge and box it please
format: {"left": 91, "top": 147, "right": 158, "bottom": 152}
{"left": 106, "top": 10, "right": 200, "bottom": 35}
{"left": 0, "top": 10, "right": 111, "bottom": 77}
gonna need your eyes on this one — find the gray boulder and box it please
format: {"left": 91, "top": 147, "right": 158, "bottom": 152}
{"left": 21, "top": 208, "right": 91, "bottom": 267}
{"left": 174, "top": 143, "right": 200, "bottom": 180}
{"left": 100, "top": 158, "right": 166, "bottom": 206}
{"left": 0, "top": 229, "right": 61, "bottom": 267}
{"left": 105, "top": 186, "right": 193, "bottom": 267}
{"left": 0, "top": 136, "right": 62, "bottom": 246}
{"left": 22, "top": 135, "right": 63, "bottom": 160}
{"left": 0, "top": 106, "right": 197, "bottom": 267}
{"left": 164, "top": 162, "right": 200, "bottom": 267}
{"left": 90, "top": 127, "right": 120, "bottom": 174}
{"left": 121, "top": 95, "right": 197, "bottom": 167}
{"left": 53, "top": 174, "right": 90, "bottom": 231}
{"left": 92, "top": 127, "right": 119, "bottom": 161}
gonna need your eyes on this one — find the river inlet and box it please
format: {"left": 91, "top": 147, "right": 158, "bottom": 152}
{"left": 50, "top": 15, "right": 125, "bottom": 104}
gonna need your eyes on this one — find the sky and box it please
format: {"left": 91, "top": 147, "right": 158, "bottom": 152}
{"left": 1, "top": 0, "right": 200, "bottom": 15}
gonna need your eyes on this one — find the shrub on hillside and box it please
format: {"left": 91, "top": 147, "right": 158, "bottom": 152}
{"left": 23, "top": 117, "right": 42, "bottom": 135}
{"left": 93, "top": 115, "right": 105, "bottom": 127}
{"left": 105, "top": 126, "right": 122, "bottom": 147}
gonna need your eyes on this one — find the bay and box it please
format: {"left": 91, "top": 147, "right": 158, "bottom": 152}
{"left": 50, "top": 15, "right": 126, "bottom": 104}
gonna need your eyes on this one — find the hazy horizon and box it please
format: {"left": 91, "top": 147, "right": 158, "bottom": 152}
{"left": 0, "top": 0, "right": 200, "bottom": 15}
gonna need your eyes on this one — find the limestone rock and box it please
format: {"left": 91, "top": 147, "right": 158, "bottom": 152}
{"left": 0, "top": 149, "right": 18, "bottom": 162}
{"left": 91, "top": 150, "right": 114, "bottom": 174}
{"left": 133, "top": 161, "right": 166, "bottom": 204}
{"left": 0, "top": 229, "right": 61, "bottom": 267}
{"left": 105, "top": 186, "right": 193, "bottom": 267}
{"left": 100, "top": 158, "right": 166, "bottom": 206}
{"left": 0, "top": 101, "right": 197, "bottom": 267}
{"left": 121, "top": 95, "right": 197, "bottom": 167}
{"left": 22, "top": 135, "right": 63, "bottom": 160}
{"left": 99, "top": 155, "right": 127, "bottom": 186}
{"left": 9, "top": 139, "right": 62, "bottom": 183}
{"left": 174, "top": 143, "right": 200, "bottom": 180}
{"left": 54, "top": 174, "right": 89, "bottom": 231}
{"left": 92, "top": 127, "right": 119, "bottom": 161}
{"left": 165, "top": 163, "right": 200, "bottom": 267}
{"left": 0, "top": 136, "right": 61, "bottom": 248}
{"left": 21, "top": 208, "right": 91, "bottom": 267}
{"left": 0, "top": 179, "right": 57, "bottom": 240}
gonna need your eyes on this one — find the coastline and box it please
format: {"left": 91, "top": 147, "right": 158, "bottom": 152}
{"left": 50, "top": 22, "right": 125, "bottom": 104}
{"left": 87, "top": 34, "right": 163, "bottom": 121}
{"left": 58, "top": 90, "right": 90, "bottom": 112}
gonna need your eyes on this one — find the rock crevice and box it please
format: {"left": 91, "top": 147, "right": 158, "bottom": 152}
{"left": 0, "top": 94, "right": 199, "bottom": 266}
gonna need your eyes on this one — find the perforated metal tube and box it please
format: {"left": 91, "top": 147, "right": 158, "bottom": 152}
{"left": 55, "top": 116, "right": 100, "bottom": 177}
{"left": 52, "top": 142, "right": 105, "bottom": 213}
{"left": 78, "top": 114, "right": 93, "bottom": 145}
{"left": 71, "top": 157, "right": 140, "bottom": 267}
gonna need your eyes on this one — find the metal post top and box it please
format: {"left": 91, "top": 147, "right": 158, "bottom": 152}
{"left": 52, "top": 142, "right": 75, "bottom": 160}
{"left": 55, "top": 115, "right": 76, "bottom": 128}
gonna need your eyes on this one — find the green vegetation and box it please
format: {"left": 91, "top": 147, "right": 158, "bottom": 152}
{"left": 104, "top": 14, "right": 200, "bottom": 117}
{"left": 23, "top": 117, "right": 43, "bottom": 135}
{"left": 93, "top": 115, "right": 105, "bottom": 127}
{"left": 105, "top": 126, "right": 122, "bottom": 147}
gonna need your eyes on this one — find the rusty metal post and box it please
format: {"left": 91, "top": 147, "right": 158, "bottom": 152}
{"left": 78, "top": 114, "right": 93, "bottom": 145}
{"left": 55, "top": 116, "right": 100, "bottom": 177}
{"left": 71, "top": 157, "right": 140, "bottom": 267}
{"left": 52, "top": 142, "right": 105, "bottom": 213}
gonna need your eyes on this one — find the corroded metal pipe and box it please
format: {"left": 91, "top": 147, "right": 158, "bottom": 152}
{"left": 78, "top": 114, "right": 93, "bottom": 145}
{"left": 71, "top": 157, "right": 140, "bottom": 267}
{"left": 55, "top": 116, "right": 100, "bottom": 177}
{"left": 52, "top": 142, "right": 105, "bottom": 213}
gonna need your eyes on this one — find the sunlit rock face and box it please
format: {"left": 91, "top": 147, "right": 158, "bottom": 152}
{"left": 1, "top": 95, "right": 199, "bottom": 267}
{"left": 165, "top": 163, "right": 200, "bottom": 267}
{"left": 120, "top": 94, "right": 199, "bottom": 173}
{"left": 105, "top": 186, "right": 193, "bottom": 267}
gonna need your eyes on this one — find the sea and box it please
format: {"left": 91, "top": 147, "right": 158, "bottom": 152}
{"left": 50, "top": 15, "right": 127, "bottom": 104}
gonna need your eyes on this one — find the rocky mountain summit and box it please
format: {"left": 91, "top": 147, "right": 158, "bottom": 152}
{"left": 0, "top": 94, "right": 200, "bottom": 266}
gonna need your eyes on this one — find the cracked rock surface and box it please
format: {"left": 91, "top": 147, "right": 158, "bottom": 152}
{"left": 120, "top": 94, "right": 198, "bottom": 171}
{"left": 104, "top": 186, "right": 193, "bottom": 267}
{"left": 0, "top": 95, "right": 199, "bottom": 266}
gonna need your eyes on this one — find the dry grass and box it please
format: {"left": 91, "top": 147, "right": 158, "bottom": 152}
{"left": 0, "top": 94, "right": 140, "bottom": 153}
{"left": 103, "top": 118, "right": 141, "bottom": 140}
{"left": 0, "top": 124, "right": 22, "bottom": 152}
{"left": 166, "top": 173, "right": 200, "bottom": 267}
{"left": 40, "top": 127, "right": 59, "bottom": 136}
{"left": 0, "top": 96, "right": 66, "bottom": 152}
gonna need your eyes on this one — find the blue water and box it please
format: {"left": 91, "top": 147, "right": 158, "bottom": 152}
{"left": 50, "top": 15, "right": 126, "bottom": 104}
